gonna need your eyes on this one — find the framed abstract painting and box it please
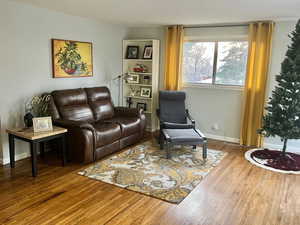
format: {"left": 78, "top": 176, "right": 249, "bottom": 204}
{"left": 52, "top": 39, "right": 93, "bottom": 78}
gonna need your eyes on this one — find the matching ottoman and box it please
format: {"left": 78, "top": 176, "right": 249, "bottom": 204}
{"left": 161, "top": 128, "right": 207, "bottom": 160}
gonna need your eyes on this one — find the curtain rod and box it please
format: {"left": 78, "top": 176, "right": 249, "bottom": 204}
{"left": 183, "top": 23, "right": 249, "bottom": 29}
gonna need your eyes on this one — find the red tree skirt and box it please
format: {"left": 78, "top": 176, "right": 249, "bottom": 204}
{"left": 245, "top": 149, "right": 300, "bottom": 174}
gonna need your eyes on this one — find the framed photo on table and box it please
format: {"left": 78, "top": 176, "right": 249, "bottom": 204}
{"left": 33, "top": 117, "right": 53, "bottom": 132}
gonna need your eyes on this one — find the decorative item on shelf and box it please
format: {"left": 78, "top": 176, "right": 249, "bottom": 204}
{"left": 143, "top": 75, "right": 151, "bottom": 85}
{"left": 127, "top": 73, "right": 139, "bottom": 84}
{"left": 126, "top": 46, "right": 139, "bottom": 59}
{"left": 136, "top": 102, "right": 147, "bottom": 111}
{"left": 33, "top": 117, "right": 53, "bottom": 133}
{"left": 135, "top": 88, "right": 141, "bottom": 97}
{"left": 126, "top": 97, "right": 133, "bottom": 108}
{"left": 140, "top": 87, "right": 151, "bottom": 98}
{"left": 52, "top": 39, "right": 93, "bottom": 78}
{"left": 128, "top": 86, "right": 137, "bottom": 96}
{"left": 143, "top": 45, "right": 153, "bottom": 59}
{"left": 133, "top": 64, "right": 148, "bottom": 73}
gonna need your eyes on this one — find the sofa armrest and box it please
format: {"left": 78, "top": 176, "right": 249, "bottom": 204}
{"left": 53, "top": 119, "right": 95, "bottom": 131}
{"left": 114, "top": 107, "right": 143, "bottom": 117}
{"left": 53, "top": 119, "right": 96, "bottom": 163}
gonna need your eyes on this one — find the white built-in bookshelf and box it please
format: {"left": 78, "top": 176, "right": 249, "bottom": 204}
{"left": 122, "top": 39, "right": 160, "bottom": 132}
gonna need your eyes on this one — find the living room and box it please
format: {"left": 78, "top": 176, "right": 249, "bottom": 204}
{"left": 1, "top": 0, "right": 300, "bottom": 224}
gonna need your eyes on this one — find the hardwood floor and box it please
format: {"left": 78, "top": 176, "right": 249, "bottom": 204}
{"left": 1, "top": 138, "right": 300, "bottom": 225}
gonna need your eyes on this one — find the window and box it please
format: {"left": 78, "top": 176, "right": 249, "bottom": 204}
{"left": 183, "top": 41, "right": 248, "bottom": 86}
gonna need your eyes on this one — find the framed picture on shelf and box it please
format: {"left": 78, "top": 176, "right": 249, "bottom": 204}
{"left": 143, "top": 45, "right": 153, "bottom": 59}
{"left": 140, "top": 87, "right": 151, "bottom": 98}
{"left": 136, "top": 102, "right": 147, "bottom": 111}
{"left": 127, "top": 74, "right": 139, "bottom": 84}
{"left": 33, "top": 117, "right": 53, "bottom": 133}
{"left": 142, "top": 75, "right": 151, "bottom": 84}
{"left": 126, "top": 46, "right": 139, "bottom": 59}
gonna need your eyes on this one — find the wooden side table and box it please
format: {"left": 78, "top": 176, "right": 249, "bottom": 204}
{"left": 6, "top": 126, "right": 68, "bottom": 177}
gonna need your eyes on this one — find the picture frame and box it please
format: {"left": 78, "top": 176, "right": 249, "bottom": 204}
{"left": 140, "top": 87, "right": 151, "bottom": 98}
{"left": 126, "top": 46, "right": 139, "bottom": 59}
{"left": 33, "top": 117, "right": 53, "bottom": 133}
{"left": 127, "top": 74, "right": 139, "bottom": 84}
{"left": 143, "top": 45, "right": 153, "bottom": 59}
{"left": 52, "top": 39, "right": 93, "bottom": 78}
{"left": 136, "top": 102, "right": 147, "bottom": 111}
{"left": 142, "top": 75, "right": 151, "bottom": 85}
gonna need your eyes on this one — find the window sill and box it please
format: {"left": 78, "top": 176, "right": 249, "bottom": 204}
{"left": 183, "top": 83, "right": 244, "bottom": 91}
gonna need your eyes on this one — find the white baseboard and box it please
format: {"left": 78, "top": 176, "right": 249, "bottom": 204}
{"left": 203, "top": 135, "right": 300, "bottom": 153}
{"left": 263, "top": 142, "right": 300, "bottom": 153}
{"left": 204, "top": 134, "right": 300, "bottom": 153}
{"left": 1, "top": 152, "right": 31, "bottom": 165}
{"left": 205, "top": 133, "right": 239, "bottom": 143}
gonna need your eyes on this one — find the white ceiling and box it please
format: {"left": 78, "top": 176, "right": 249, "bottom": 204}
{"left": 13, "top": 0, "right": 299, "bottom": 26}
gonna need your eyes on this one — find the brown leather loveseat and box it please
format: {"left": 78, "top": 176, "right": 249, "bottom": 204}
{"left": 50, "top": 86, "right": 146, "bottom": 163}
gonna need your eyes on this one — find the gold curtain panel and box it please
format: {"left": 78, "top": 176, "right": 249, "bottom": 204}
{"left": 164, "top": 25, "right": 184, "bottom": 90}
{"left": 240, "top": 21, "right": 274, "bottom": 147}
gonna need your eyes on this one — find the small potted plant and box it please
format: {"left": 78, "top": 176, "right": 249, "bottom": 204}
{"left": 24, "top": 94, "right": 51, "bottom": 127}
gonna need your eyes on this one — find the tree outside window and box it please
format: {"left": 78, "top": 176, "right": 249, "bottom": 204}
{"left": 183, "top": 41, "right": 248, "bottom": 86}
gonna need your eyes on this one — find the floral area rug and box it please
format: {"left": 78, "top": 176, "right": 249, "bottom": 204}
{"left": 245, "top": 148, "right": 300, "bottom": 174}
{"left": 79, "top": 141, "right": 227, "bottom": 203}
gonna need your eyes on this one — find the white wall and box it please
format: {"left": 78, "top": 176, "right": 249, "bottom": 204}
{"left": 126, "top": 20, "right": 300, "bottom": 149}
{"left": 184, "top": 87, "right": 242, "bottom": 142}
{"left": 0, "top": 0, "right": 127, "bottom": 164}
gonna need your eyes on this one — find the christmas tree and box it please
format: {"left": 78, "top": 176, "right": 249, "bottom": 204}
{"left": 260, "top": 19, "right": 300, "bottom": 155}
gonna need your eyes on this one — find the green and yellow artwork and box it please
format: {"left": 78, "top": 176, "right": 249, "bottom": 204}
{"left": 52, "top": 39, "right": 93, "bottom": 78}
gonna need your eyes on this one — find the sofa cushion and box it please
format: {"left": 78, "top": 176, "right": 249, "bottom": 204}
{"left": 85, "top": 87, "right": 114, "bottom": 121}
{"left": 106, "top": 117, "right": 141, "bottom": 138}
{"left": 93, "top": 122, "right": 121, "bottom": 147}
{"left": 52, "top": 88, "right": 94, "bottom": 122}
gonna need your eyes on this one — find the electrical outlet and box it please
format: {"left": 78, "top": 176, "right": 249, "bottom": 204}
{"left": 212, "top": 123, "right": 219, "bottom": 131}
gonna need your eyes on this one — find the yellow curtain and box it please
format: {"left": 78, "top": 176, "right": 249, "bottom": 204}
{"left": 240, "top": 21, "right": 274, "bottom": 147}
{"left": 164, "top": 25, "right": 184, "bottom": 90}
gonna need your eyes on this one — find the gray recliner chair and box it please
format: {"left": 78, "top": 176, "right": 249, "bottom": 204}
{"left": 157, "top": 90, "right": 207, "bottom": 159}
{"left": 157, "top": 91, "right": 194, "bottom": 128}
